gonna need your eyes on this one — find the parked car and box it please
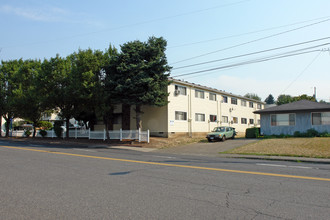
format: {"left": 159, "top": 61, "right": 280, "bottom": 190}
{"left": 206, "top": 126, "right": 236, "bottom": 142}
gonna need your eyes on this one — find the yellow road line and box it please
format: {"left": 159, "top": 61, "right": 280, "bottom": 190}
{"left": 2, "top": 145, "right": 330, "bottom": 182}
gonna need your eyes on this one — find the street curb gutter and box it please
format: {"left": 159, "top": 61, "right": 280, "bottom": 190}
{"left": 219, "top": 154, "right": 330, "bottom": 164}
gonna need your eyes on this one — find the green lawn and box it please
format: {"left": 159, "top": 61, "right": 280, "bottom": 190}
{"left": 223, "top": 137, "right": 330, "bottom": 158}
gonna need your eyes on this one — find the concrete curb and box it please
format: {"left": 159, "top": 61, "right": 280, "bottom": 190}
{"left": 219, "top": 154, "right": 330, "bottom": 164}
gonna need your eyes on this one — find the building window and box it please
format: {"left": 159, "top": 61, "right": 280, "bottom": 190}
{"left": 174, "top": 85, "right": 187, "bottom": 95}
{"left": 257, "top": 119, "right": 260, "bottom": 125}
{"left": 249, "top": 102, "right": 254, "bottom": 108}
{"left": 257, "top": 104, "right": 262, "bottom": 109}
{"left": 222, "top": 116, "right": 228, "bottom": 123}
{"left": 271, "top": 114, "right": 295, "bottom": 126}
{"left": 231, "top": 98, "right": 237, "bottom": 105}
{"left": 209, "top": 115, "right": 217, "bottom": 122}
{"left": 195, "top": 90, "right": 204, "bottom": 99}
{"left": 113, "top": 114, "right": 122, "bottom": 124}
{"left": 222, "top": 96, "right": 228, "bottom": 103}
{"left": 232, "top": 117, "right": 238, "bottom": 124}
{"left": 312, "top": 112, "right": 330, "bottom": 125}
{"left": 241, "top": 118, "right": 247, "bottom": 124}
{"left": 249, "top": 119, "right": 254, "bottom": 124}
{"left": 175, "top": 111, "right": 187, "bottom": 120}
{"left": 209, "top": 93, "right": 216, "bottom": 101}
{"left": 195, "top": 113, "right": 205, "bottom": 122}
{"left": 241, "top": 100, "right": 247, "bottom": 107}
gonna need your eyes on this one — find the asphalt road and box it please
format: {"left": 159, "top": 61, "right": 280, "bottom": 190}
{"left": 0, "top": 140, "right": 329, "bottom": 219}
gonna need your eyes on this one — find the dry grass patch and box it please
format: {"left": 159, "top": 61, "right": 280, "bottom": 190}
{"left": 226, "top": 137, "right": 330, "bottom": 158}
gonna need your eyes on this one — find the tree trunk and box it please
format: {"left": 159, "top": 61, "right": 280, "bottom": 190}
{"left": 5, "top": 117, "right": 10, "bottom": 137}
{"left": 0, "top": 115, "right": 2, "bottom": 137}
{"left": 135, "top": 105, "right": 142, "bottom": 130}
{"left": 32, "top": 121, "right": 37, "bottom": 138}
{"left": 66, "top": 118, "right": 70, "bottom": 138}
{"left": 103, "top": 115, "right": 110, "bottom": 141}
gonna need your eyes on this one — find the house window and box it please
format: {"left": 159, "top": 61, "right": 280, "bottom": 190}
{"left": 209, "top": 115, "right": 217, "bottom": 122}
{"left": 232, "top": 117, "right": 238, "bottom": 124}
{"left": 222, "top": 116, "right": 228, "bottom": 123}
{"left": 312, "top": 112, "right": 330, "bottom": 125}
{"left": 249, "top": 119, "right": 254, "bottom": 124}
{"left": 175, "top": 85, "right": 186, "bottom": 95}
{"left": 113, "top": 114, "right": 122, "bottom": 124}
{"left": 257, "top": 104, "right": 262, "bottom": 109}
{"left": 241, "top": 100, "right": 247, "bottom": 107}
{"left": 241, "top": 118, "right": 247, "bottom": 124}
{"left": 231, "top": 98, "right": 237, "bottom": 105}
{"left": 249, "top": 102, "right": 254, "bottom": 108}
{"left": 195, "top": 90, "right": 204, "bottom": 99}
{"left": 209, "top": 93, "right": 216, "bottom": 101}
{"left": 175, "top": 111, "right": 187, "bottom": 120}
{"left": 222, "top": 96, "right": 228, "bottom": 103}
{"left": 271, "top": 114, "right": 295, "bottom": 126}
{"left": 195, "top": 113, "right": 205, "bottom": 122}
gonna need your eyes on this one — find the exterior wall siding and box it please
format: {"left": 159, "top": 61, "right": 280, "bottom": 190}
{"left": 167, "top": 83, "right": 263, "bottom": 136}
{"left": 260, "top": 112, "right": 330, "bottom": 135}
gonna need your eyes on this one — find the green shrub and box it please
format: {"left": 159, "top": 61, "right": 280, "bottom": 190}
{"left": 39, "top": 129, "right": 47, "bottom": 138}
{"left": 245, "top": 127, "right": 260, "bottom": 138}
{"left": 293, "top": 131, "right": 302, "bottom": 137}
{"left": 36, "top": 121, "right": 53, "bottom": 130}
{"left": 306, "top": 128, "right": 319, "bottom": 137}
{"left": 54, "top": 121, "right": 63, "bottom": 138}
{"left": 320, "top": 132, "right": 330, "bottom": 137}
{"left": 24, "top": 129, "right": 31, "bottom": 137}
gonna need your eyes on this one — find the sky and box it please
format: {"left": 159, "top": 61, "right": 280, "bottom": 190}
{"left": 1, "top": 0, "right": 330, "bottom": 102}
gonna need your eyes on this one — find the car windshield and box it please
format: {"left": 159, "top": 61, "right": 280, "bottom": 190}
{"left": 212, "top": 127, "right": 225, "bottom": 132}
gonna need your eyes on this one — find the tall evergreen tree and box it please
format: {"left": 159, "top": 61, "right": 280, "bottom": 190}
{"left": 114, "top": 37, "right": 171, "bottom": 129}
{"left": 264, "top": 94, "right": 275, "bottom": 104}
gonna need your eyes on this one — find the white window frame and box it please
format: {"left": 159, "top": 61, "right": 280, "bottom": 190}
{"left": 270, "top": 113, "right": 296, "bottom": 126}
{"left": 175, "top": 111, "right": 187, "bottom": 121}
{"left": 209, "top": 114, "right": 217, "bottom": 122}
{"left": 195, "top": 113, "right": 205, "bottom": 122}
{"left": 195, "top": 90, "right": 205, "bottom": 99}
{"left": 241, "top": 100, "right": 247, "bottom": 107}
{"left": 241, "top": 118, "right": 247, "bottom": 124}
{"left": 174, "top": 85, "right": 187, "bottom": 96}
{"left": 209, "top": 93, "right": 216, "bottom": 101}
{"left": 232, "top": 117, "right": 238, "bottom": 124}
{"left": 311, "top": 112, "right": 330, "bottom": 125}
{"left": 222, "top": 116, "right": 228, "bottom": 123}
{"left": 222, "top": 96, "right": 228, "bottom": 103}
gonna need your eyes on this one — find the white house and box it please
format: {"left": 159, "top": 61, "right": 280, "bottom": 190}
{"left": 94, "top": 78, "right": 264, "bottom": 137}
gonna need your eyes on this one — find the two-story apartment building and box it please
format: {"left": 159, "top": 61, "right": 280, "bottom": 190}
{"left": 98, "top": 78, "right": 264, "bottom": 137}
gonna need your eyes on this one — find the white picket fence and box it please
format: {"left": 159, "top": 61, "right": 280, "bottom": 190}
{"left": 10, "top": 128, "right": 150, "bottom": 143}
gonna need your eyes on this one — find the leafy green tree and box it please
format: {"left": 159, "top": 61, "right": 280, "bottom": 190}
{"left": 264, "top": 94, "right": 275, "bottom": 104}
{"left": 276, "top": 94, "right": 316, "bottom": 105}
{"left": 114, "top": 37, "right": 171, "bottom": 129}
{"left": 0, "top": 59, "right": 23, "bottom": 137}
{"left": 41, "top": 55, "right": 75, "bottom": 138}
{"left": 244, "top": 93, "right": 261, "bottom": 101}
{"left": 276, "top": 94, "right": 293, "bottom": 105}
{"left": 14, "top": 59, "right": 46, "bottom": 137}
{"left": 293, "top": 94, "right": 316, "bottom": 102}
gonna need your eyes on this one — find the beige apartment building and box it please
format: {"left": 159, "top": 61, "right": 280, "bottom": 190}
{"left": 102, "top": 78, "right": 264, "bottom": 137}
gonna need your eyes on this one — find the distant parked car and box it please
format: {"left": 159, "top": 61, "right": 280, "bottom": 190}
{"left": 206, "top": 126, "right": 236, "bottom": 142}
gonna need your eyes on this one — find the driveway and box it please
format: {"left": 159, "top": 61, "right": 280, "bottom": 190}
{"left": 157, "top": 138, "right": 259, "bottom": 157}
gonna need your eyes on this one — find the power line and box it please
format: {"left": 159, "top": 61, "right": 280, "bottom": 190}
{"left": 280, "top": 51, "right": 322, "bottom": 94}
{"left": 173, "top": 37, "right": 330, "bottom": 70}
{"left": 168, "top": 15, "right": 330, "bottom": 49}
{"left": 171, "top": 48, "right": 327, "bottom": 78}
{"left": 1, "top": 0, "right": 252, "bottom": 49}
{"left": 170, "top": 18, "right": 330, "bottom": 65}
